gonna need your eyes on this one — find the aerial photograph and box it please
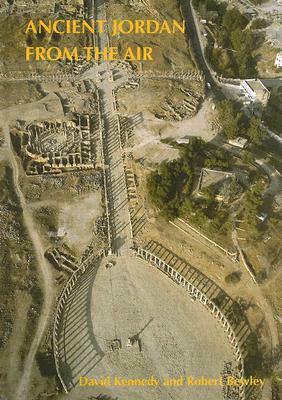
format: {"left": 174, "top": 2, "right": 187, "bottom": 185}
{"left": 0, "top": 0, "right": 281, "bottom": 399}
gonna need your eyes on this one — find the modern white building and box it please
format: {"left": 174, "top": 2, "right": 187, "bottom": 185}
{"left": 240, "top": 79, "right": 270, "bottom": 106}
{"left": 228, "top": 137, "right": 248, "bottom": 149}
{"left": 274, "top": 52, "right": 282, "bottom": 68}
{"left": 176, "top": 138, "right": 190, "bottom": 144}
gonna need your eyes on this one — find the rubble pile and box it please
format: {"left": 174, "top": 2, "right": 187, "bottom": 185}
{"left": 0, "top": 201, "right": 22, "bottom": 246}
{"left": 45, "top": 244, "right": 79, "bottom": 274}
{"left": 119, "top": 116, "right": 134, "bottom": 147}
{"left": 95, "top": 215, "right": 108, "bottom": 241}
{"left": 210, "top": 117, "right": 221, "bottom": 132}
{"left": 0, "top": 0, "right": 54, "bottom": 15}
{"left": 65, "top": 55, "right": 92, "bottom": 76}
{"left": 221, "top": 362, "right": 240, "bottom": 400}
{"left": 124, "top": 167, "right": 138, "bottom": 206}
{"left": 74, "top": 170, "right": 102, "bottom": 191}
{"left": 127, "top": 0, "right": 159, "bottom": 19}
{"left": 155, "top": 94, "right": 201, "bottom": 121}
{"left": 56, "top": 0, "right": 85, "bottom": 18}
{"left": 142, "top": 69, "right": 204, "bottom": 83}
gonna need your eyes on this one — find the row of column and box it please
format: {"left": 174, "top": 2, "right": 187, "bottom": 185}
{"left": 96, "top": 90, "right": 112, "bottom": 251}
{"left": 0, "top": 73, "right": 76, "bottom": 81}
{"left": 112, "top": 90, "right": 134, "bottom": 242}
{"left": 53, "top": 253, "right": 99, "bottom": 392}
{"left": 53, "top": 266, "right": 85, "bottom": 393}
{"left": 136, "top": 247, "right": 245, "bottom": 400}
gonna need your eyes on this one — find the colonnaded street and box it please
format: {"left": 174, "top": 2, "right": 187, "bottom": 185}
{"left": 82, "top": 0, "right": 134, "bottom": 255}
{"left": 0, "top": 0, "right": 281, "bottom": 398}
{"left": 53, "top": 1, "right": 241, "bottom": 400}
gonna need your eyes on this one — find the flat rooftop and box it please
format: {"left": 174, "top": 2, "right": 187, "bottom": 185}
{"left": 244, "top": 79, "right": 269, "bottom": 93}
{"left": 198, "top": 168, "right": 235, "bottom": 192}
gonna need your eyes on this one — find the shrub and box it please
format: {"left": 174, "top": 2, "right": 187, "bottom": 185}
{"left": 225, "top": 271, "right": 242, "bottom": 284}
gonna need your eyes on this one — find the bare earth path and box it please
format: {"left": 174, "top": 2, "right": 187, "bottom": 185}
{"left": 0, "top": 117, "right": 56, "bottom": 400}
{"left": 6, "top": 292, "right": 30, "bottom": 396}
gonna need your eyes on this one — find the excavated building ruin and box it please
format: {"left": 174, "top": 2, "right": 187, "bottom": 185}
{"left": 11, "top": 113, "right": 97, "bottom": 175}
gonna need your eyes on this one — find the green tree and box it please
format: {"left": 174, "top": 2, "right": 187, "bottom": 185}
{"left": 230, "top": 29, "right": 257, "bottom": 77}
{"left": 250, "top": 18, "right": 268, "bottom": 30}
{"left": 147, "top": 157, "right": 194, "bottom": 220}
{"left": 243, "top": 181, "right": 265, "bottom": 239}
{"left": 237, "top": 51, "right": 256, "bottom": 78}
{"left": 205, "top": 0, "right": 217, "bottom": 10}
{"left": 230, "top": 28, "right": 245, "bottom": 52}
{"left": 180, "top": 198, "right": 193, "bottom": 216}
{"left": 217, "top": 100, "right": 244, "bottom": 139}
{"left": 216, "top": 28, "right": 230, "bottom": 48}
{"left": 222, "top": 9, "right": 249, "bottom": 33}
{"left": 242, "top": 150, "right": 255, "bottom": 164}
{"left": 192, "top": 0, "right": 201, "bottom": 8}
{"left": 247, "top": 117, "right": 265, "bottom": 144}
{"left": 225, "top": 271, "right": 242, "bottom": 284}
{"left": 231, "top": 29, "right": 255, "bottom": 52}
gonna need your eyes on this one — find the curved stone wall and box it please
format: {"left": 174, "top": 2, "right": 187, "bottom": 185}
{"left": 53, "top": 255, "right": 100, "bottom": 393}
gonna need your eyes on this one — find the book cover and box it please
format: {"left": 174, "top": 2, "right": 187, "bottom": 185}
{"left": 0, "top": 0, "right": 281, "bottom": 399}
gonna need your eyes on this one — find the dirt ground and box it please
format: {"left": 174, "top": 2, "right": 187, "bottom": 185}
{"left": 0, "top": 82, "right": 42, "bottom": 109}
{"left": 4, "top": 292, "right": 31, "bottom": 395}
{"left": 18, "top": 152, "right": 106, "bottom": 261}
{"left": 117, "top": 78, "right": 204, "bottom": 120}
{"left": 0, "top": 161, "right": 44, "bottom": 399}
{"left": 3, "top": 92, "right": 64, "bottom": 122}
{"left": 0, "top": 14, "right": 83, "bottom": 73}
{"left": 123, "top": 98, "right": 216, "bottom": 166}
{"left": 107, "top": 0, "right": 196, "bottom": 72}
{"left": 20, "top": 171, "right": 101, "bottom": 202}
{"left": 262, "top": 270, "right": 282, "bottom": 344}
{"left": 118, "top": 79, "right": 203, "bottom": 113}
{"left": 58, "top": 191, "right": 103, "bottom": 256}
{"left": 28, "top": 188, "right": 103, "bottom": 258}
{"left": 0, "top": 85, "right": 83, "bottom": 398}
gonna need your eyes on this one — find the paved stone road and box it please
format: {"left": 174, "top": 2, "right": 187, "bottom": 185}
{"left": 82, "top": 0, "right": 133, "bottom": 255}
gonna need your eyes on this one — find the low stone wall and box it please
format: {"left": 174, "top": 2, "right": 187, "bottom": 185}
{"left": 142, "top": 69, "right": 204, "bottom": 82}
{"left": 172, "top": 218, "right": 238, "bottom": 259}
{"left": 135, "top": 246, "right": 245, "bottom": 400}
{"left": 0, "top": 72, "right": 77, "bottom": 82}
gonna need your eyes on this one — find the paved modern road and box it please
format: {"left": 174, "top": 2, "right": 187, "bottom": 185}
{"left": 181, "top": 0, "right": 218, "bottom": 90}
